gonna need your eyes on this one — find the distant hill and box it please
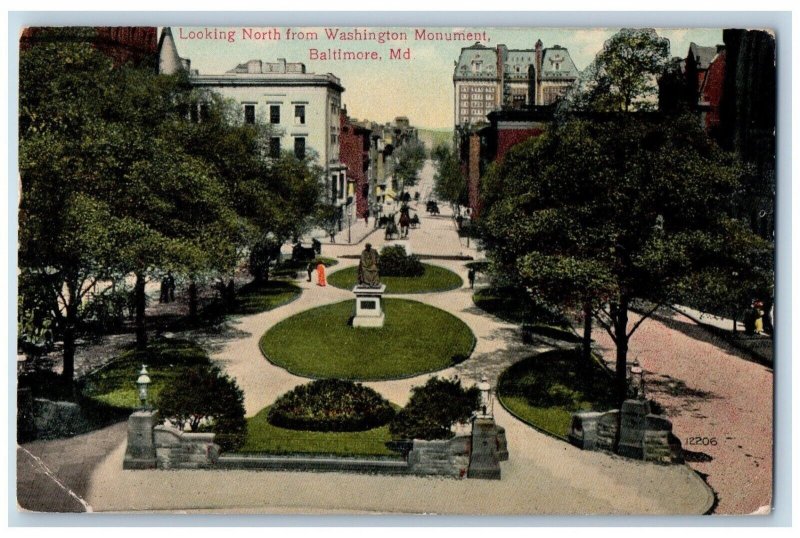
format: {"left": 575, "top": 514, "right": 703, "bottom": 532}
{"left": 417, "top": 129, "right": 454, "bottom": 153}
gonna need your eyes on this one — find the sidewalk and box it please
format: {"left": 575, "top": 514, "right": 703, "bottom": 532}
{"left": 671, "top": 305, "right": 773, "bottom": 365}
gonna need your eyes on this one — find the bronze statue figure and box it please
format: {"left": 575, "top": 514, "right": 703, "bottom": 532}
{"left": 357, "top": 243, "right": 380, "bottom": 287}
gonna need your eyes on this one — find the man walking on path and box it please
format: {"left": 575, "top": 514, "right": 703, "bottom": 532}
{"left": 468, "top": 268, "right": 476, "bottom": 289}
{"left": 306, "top": 262, "right": 314, "bottom": 282}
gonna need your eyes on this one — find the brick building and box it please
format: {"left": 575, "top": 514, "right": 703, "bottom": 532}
{"left": 339, "top": 110, "right": 372, "bottom": 218}
{"left": 458, "top": 107, "right": 554, "bottom": 217}
{"left": 21, "top": 27, "right": 158, "bottom": 68}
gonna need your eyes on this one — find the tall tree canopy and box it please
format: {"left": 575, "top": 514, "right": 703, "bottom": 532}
{"left": 392, "top": 138, "right": 427, "bottom": 193}
{"left": 19, "top": 30, "right": 323, "bottom": 380}
{"left": 564, "top": 28, "right": 670, "bottom": 113}
{"left": 480, "top": 113, "right": 771, "bottom": 402}
{"left": 431, "top": 144, "right": 468, "bottom": 211}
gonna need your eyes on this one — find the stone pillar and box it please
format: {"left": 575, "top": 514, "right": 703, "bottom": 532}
{"left": 617, "top": 399, "right": 652, "bottom": 459}
{"left": 123, "top": 410, "right": 157, "bottom": 470}
{"left": 467, "top": 417, "right": 501, "bottom": 480}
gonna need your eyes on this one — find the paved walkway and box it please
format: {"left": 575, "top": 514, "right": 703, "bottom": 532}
{"left": 593, "top": 309, "right": 773, "bottom": 515}
{"left": 81, "top": 161, "right": 714, "bottom": 515}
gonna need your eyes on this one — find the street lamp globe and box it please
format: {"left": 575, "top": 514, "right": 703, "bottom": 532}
{"left": 478, "top": 375, "right": 492, "bottom": 417}
{"left": 137, "top": 365, "right": 151, "bottom": 409}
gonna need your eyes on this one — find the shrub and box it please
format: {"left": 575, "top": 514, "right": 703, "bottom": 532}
{"left": 156, "top": 364, "right": 247, "bottom": 452}
{"left": 79, "top": 287, "right": 133, "bottom": 333}
{"left": 390, "top": 377, "right": 480, "bottom": 440}
{"left": 379, "top": 245, "right": 424, "bottom": 277}
{"left": 268, "top": 379, "right": 395, "bottom": 432}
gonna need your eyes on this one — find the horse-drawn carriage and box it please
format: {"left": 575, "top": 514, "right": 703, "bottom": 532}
{"left": 426, "top": 200, "right": 440, "bottom": 215}
{"left": 291, "top": 238, "right": 321, "bottom": 261}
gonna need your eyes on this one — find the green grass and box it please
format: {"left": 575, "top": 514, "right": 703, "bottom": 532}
{"left": 238, "top": 406, "right": 399, "bottom": 457}
{"left": 497, "top": 349, "right": 616, "bottom": 439}
{"left": 260, "top": 298, "right": 475, "bottom": 380}
{"left": 81, "top": 338, "right": 211, "bottom": 410}
{"left": 229, "top": 280, "right": 302, "bottom": 316}
{"left": 327, "top": 263, "right": 463, "bottom": 294}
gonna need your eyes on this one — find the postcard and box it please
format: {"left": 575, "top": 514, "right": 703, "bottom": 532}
{"left": 15, "top": 24, "right": 775, "bottom": 516}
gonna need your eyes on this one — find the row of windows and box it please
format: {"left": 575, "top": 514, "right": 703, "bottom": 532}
{"left": 460, "top": 94, "right": 495, "bottom": 102}
{"left": 460, "top": 86, "right": 495, "bottom": 95}
{"left": 268, "top": 136, "right": 306, "bottom": 159}
{"left": 243, "top": 104, "right": 306, "bottom": 126}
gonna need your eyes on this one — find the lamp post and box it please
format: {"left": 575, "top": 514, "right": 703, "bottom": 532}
{"left": 630, "top": 360, "right": 644, "bottom": 400}
{"left": 137, "top": 365, "right": 151, "bottom": 409}
{"left": 478, "top": 375, "right": 492, "bottom": 417}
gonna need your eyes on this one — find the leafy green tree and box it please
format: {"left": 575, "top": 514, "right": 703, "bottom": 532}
{"left": 390, "top": 377, "right": 480, "bottom": 440}
{"left": 565, "top": 28, "right": 670, "bottom": 112}
{"left": 392, "top": 139, "right": 426, "bottom": 194}
{"left": 20, "top": 32, "right": 242, "bottom": 372}
{"left": 481, "top": 113, "right": 770, "bottom": 403}
{"left": 432, "top": 144, "right": 468, "bottom": 212}
{"left": 156, "top": 364, "right": 247, "bottom": 452}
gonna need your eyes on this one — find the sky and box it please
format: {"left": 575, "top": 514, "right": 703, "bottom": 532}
{"left": 168, "top": 26, "right": 723, "bottom": 130}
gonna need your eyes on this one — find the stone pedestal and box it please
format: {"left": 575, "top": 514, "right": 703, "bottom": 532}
{"left": 123, "top": 409, "right": 157, "bottom": 470}
{"left": 617, "top": 399, "right": 651, "bottom": 459}
{"left": 352, "top": 284, "right": 386, "bottom": 328}
{"left": 467, "top": 417, "right": 501, "bottom": 480}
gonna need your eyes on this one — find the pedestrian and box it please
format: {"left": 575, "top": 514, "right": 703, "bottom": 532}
{"left": 306, "top": 261, "right": 314, "bottom": 282}
{"left": 754, "top": 300, "right": 765, "bottom": 334}
{"left": 364, "top": 209, "right": 369, "bottom": 226}
{"left": 468, "top": 268, "right": 476, "bottom": 289}
{"left": 166, "top": 271, "right": 176, "bottom": 303}
{"left": 317, "top": 262, "right": 327, "bottom": 287}
{"left": 159, "top": 276, "right": 168, "bottom": 304}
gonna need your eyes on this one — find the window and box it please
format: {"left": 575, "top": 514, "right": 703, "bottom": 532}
{"left": 294, "top": 137, "right": 306, "bottom": 159}
{"left": 294, "top": 105, "right": 306, "bottom": 125}
{"left": 244, "top": 104, "right": 255, "bottom": 125}
{"left": 331, "top": 133, "right": 338, "bottom": 144}
{"left": 331, "top": 174, "right": 338, "bottom": 200}
{"left": 269, "top": 105, "right": 280, "bottom": 124}
{"left": 269, "top": 137, "right": 281, "bottom": 158}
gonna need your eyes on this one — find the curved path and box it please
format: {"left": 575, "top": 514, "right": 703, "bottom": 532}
{"left": 84, "top": 162, "right": 713, "bottom": 514}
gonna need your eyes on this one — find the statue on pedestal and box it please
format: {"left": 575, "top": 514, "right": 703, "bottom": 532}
{"left": 357, "top": 243, "right": 381, "bottom": 288}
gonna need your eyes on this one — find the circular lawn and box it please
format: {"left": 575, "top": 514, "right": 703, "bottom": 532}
{"left": 327, "top": 263, "right": 462, "bottom": 294}
{"left": 259, "top": 298, "right": 475, "bottom": 380}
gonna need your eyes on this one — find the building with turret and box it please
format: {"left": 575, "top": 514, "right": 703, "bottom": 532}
{"left": 453, "top": 40, "right": 579, "bottom": 126}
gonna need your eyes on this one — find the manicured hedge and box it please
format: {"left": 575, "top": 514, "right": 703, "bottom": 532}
{"left": 268, "top": 379, "right": 395, "bottom": 432}
{"left": 379, "top": 245, "right": 424, "bottom": 277}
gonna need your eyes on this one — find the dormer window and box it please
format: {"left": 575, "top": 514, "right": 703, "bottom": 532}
{"left": 471, "top": 59, "right": 483, "bottom": 73}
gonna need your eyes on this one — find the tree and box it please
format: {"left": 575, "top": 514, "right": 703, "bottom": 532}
{"left": 156, "top": 364, "right": 247, "bottom": 452}
{"left": 480, "top": 113, "right": 771, "bottom": 403}
{"left": 20, "top": 31, "right": 242, "bottom": 372}
{"left": 390, "top": 377, "right": 480, "bottom": 440}
{"left": 392, "top": 139, "right": 426, "bottom": 194}
{"left": 564, "top": 28, "right": 670, "bottom": 113}
{"left": 431, "top": 144, "right": 468, "bottom": 212}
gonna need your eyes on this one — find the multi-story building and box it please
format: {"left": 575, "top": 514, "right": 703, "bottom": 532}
{"left": 453, "top": 40, "right": 579, "bottom": 126}
{"left": 339, "top": 110, "right": 372, "bottom": 218}
{"left": 158, "top": 27, "right": 348, "bottom": 208}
